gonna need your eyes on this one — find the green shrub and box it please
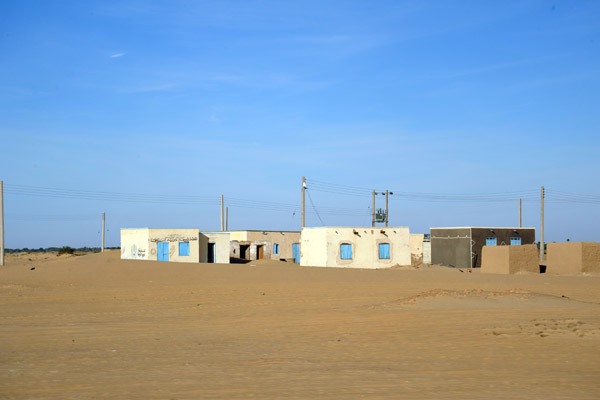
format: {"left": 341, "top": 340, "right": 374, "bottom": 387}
{"left": 58, "top": 246, "right": 75, "bottom": 255}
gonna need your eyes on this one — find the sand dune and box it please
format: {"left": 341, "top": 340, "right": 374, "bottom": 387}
{"left": 1, "top": 250, "right": 599, "bottom": 399}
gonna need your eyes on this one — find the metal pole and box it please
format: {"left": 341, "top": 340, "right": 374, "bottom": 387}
{"left": 540, "top": 186, "right": 545, "bottom": 263}
{"left": 301, "top": 177, "right": 306, "bottom": 228}
{"left": 385, "top": 190, "right": 389, "bottom": 227}
{"left": 0, "top": 181, "right": 4, "bottom": 266}
{"left": 225, "top": 207, "right": 229, "bottom": 231}
{"left": 220, "top": 195, "right": 224, "bottom": 231}
{"left": 519, "top": 198, "right": 522, "bottom": 228}
{"left": 101, "top": 212, "right": 105, "bottom": 252}
{"left": 372, "top": 190, "right": 375, "bottom": 227}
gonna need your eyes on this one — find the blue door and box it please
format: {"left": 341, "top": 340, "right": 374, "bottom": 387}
{"left": 157, "top": 242, "right": 169, "bottom": 262}
{"left": 486, "top": 237, "right": 497, "bottom": 246}
{"left": 292, "top": 243, "right": 300, "bottom": 264}
{"left": 510, "top": 237, "right": 522, "bottom": 245}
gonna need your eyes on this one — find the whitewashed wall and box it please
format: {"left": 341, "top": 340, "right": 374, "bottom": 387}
{"left": 300, "top": 227, "right": 411, "bottom": 269}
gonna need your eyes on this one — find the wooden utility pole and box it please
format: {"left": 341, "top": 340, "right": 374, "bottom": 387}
{"left": 385, "top": 190, "right": 389, "bottom": 227}
{"left": 540, "top": 186, "right": 545, "bottom": 263}
{"left": 220, "top": 195, "right": 224, "bottom": 231}
{"left": 0, "top": 181, "right": 4, "bottom": 266}
{"left": 519, "top": 198, "right": 522, "bottom": 228}
{"left": 372, "top": 190, "right": 376, "bottom": 227}
{"left": 301, "top": 177, "right": 306, "bottom": 228}
{"left": 225, "top": 207, "right": 229, "bottom": 231}
{"left": 101, "top": 212, "right": 105, "bottom": 252}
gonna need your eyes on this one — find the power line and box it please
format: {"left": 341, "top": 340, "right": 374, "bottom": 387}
{"left": 306, "top": 189, "right": 325, "bottom": 226}
{"left": 306, "top": 179, "right": 599, "bottom": 204}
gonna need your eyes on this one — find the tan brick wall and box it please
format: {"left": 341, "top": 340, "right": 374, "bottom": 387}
{"left": 482, "top": 244, "right": 539, "bottom": 274}
{"left": 547, "top": 242, "right": 600, "bottom": 274}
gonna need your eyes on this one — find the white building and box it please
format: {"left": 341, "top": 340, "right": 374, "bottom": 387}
{"left": 120, "top": 228, "right": 230, "bottom": 263}
{"left": 300, "top": 227, "right": 411, "bottom": 269}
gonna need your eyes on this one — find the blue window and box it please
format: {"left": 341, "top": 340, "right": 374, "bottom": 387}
{"left": 340, "top": 243, "right": 353, "bottom": 260}
{"left": 379, "top": 243, "right": 390, "bottom": 259}
{"left": 486, "top": 237, "right": 497, "bottom": 246}
{"left": 273, "top": 243, "right": 279, "bottom": 254}
{"left": 510, "top": 237, "right": 521, "bottom": 245}
{"left": 179, "top": 242, "right": 190, "bottom": 256}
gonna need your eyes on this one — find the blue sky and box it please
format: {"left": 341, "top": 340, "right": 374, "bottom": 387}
{"left": 1, "top": 0, "right": 599, "bottom": 248}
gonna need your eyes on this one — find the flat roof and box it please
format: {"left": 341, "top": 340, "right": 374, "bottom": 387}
{"left": 225, "top": 230, "right": 300, "bottom": 233}
{"left": 430, "top": 227, "right": 535, "bottom": 230}
{"left": 302, "top": 226, "right": 408, "bottom": 229}
{"left": 121, "top": 227, "right": 198, "bottom": 230}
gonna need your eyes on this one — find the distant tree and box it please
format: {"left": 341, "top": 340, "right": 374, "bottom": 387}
{"left": 58, "top": 246, "right": 75, "bottom": 255}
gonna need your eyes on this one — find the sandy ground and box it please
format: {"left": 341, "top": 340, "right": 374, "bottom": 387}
{"left": 1, "top": 250, "right": 599, "bottom": 399}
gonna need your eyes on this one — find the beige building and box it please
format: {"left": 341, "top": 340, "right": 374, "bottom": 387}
{"left": 481, "top": 244, "right": 540, "bottom": 274}
{"left": 120, "top": 228, "right": 230, "bottom": 264}
{"left": 546, "top": 242, "right": 600, "bottom": 274}
{"left": 300, "top": 227, "right": 411, "bottom": 269}
{"left": 226, "top": 230, "right": 301, "bottom": 261}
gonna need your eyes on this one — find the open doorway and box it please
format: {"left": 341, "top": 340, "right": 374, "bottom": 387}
{"left": 240, "top": 244, "right": 250, "bottom": 259}
{"left": 207, "top": 243, "right": 215, "bottom": 263}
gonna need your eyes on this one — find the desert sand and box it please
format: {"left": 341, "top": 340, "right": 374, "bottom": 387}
{"left": 1, "top": 250, "right": 599, "bottom": 399}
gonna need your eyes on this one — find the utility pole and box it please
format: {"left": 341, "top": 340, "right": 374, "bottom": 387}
{"left": 220, "top": 195, "right": 224, "bottom": 231}
{"left": 385, "top": 190, "right": 389, "bottom": 227}
{"left": 0, "top": 181, "right": 4, "bottom": 266}
{"left": 372, "top": 190, "right": 376, "bottom": 227}
{"left": 101, "top": 212, "right": 105, "bottom": 252}
{"left": 301, "top": 177, "right": 306, "bottom": 228}
{"left": 540, "top": 186, "right": 545, "bottom": 263}
{"left": 225, "top": 207, "right": 229, "bottom": 231}
{"left": 519, "top": 198, "right": 522, "bottom": 228}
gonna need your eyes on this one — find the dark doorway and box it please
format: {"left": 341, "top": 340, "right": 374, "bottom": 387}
{"left": 207, "top": 243, "right": 216, "bottom": 263}
{"left": 240, "top": 244, "right": 250, "bottom": 259}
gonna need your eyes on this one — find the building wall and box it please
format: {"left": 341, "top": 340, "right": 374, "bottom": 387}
{"left": 299, "top": 228, "right": 328, "bottom": 267}
{"left": 300, "top": 227, "right": 411, "bottom": 269}
{"left": 481, "top": 244, "right": 539, "bottom": 274}
{"left": 121, "top": 228, "right": 201, "bottom": 263}
{"left": 147, "top": 229, "right": 201, "bottom": 263}
{"left": 423, "top": 241, "right": 431, "bottom": 264}
{"left": 410, "top": 234, "right": 424, "bottom": 265}
{"left": 582, "top": 242, "right": 600, "bottom": 273}
{"left": 200, "top": 232, "right": 231, "bottom": 264}
{"left": 431, "top": 228, "right": 471, "bottom": 268}
{"left": 120, "top": 229, "right": 150, "bottom": 260}
{"left": 226, "top": 230, "right": 301, "bottom": 261}
{"left": 472, "top": 228, "right": 535, "bottom": 268}
{"left": 431, "top": 227, "right": 536, "bottom": 269}
{"left": 547, "top": 242, "right": 600, "bottom": 274}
